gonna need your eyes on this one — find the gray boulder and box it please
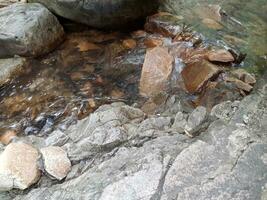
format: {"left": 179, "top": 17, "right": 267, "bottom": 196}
{"left": 29, "top": 0, "right": 159, "bottom": 28}
{"left": 0, "top": 3, "right": 64, "bottom": 58}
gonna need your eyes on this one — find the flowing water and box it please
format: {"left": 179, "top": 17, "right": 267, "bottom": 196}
{"left": 0, "top": 0, "right": 266, "bottom": 136}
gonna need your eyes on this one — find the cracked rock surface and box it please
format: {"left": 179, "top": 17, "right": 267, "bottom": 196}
{"left": 1, "top": 79, "right": 266, "bottom": 200}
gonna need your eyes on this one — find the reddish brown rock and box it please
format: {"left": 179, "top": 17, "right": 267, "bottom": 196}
{"left": 131, "top": 30, "right": 147, "bottom": 38}
{"left": 0, "top": 143, "right": 40, "bottom": 191}
{"left": 207, "top": 49, "right": 235, "bottom": 63}
{"left": 139, "top": 47, "right": 174, "bottom": 97}
{"left": 145, "top": 12, "right": 182, "bottom": 38}
{"left": 0, "top": 130, "right": 17, "bottom": 145}
{"left": 122, "top": 39, "right": 137, "bottom": 49}
{"left": 144, "top": 38, "right": 163, "bottom": 48}
{"left": 181, "top": 60, "right": 221, "bottom": 93}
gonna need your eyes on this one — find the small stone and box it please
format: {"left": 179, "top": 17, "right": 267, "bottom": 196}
{"left": 185, "top": 106, "right": 207, "bottom": 132}
{"left": 144, "top": 38, "right": 163, "bottom": 48}
{"left": 181, "top": 60, "right": 221, "bottom": 93}
{"left": 0, "top": 142, "right": 40, "bottom": 191}
{"left": 40, "top": 146, "right": 71, "bottom": 180}
{"left": 131, "top": 30, "right": 147, "bottom": 38}
{"left": 122, "top": 39, "right": 137, "bottom": 49}
{"left": 0, "top": 130, "right": 17, "bottom": 145}
{"left": 207, "top": 49, "right": 235, "bottom": 63}
{"left": 172, "top": 112, "right": 188, "bottom": 131}
{"left": 139, "top": 47, "right": 174, "bottom": 97}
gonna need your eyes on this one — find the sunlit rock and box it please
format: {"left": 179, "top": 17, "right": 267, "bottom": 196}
{"left": 0, "top": 142, "right": 40, "bottom": 191}
{"left": 231, "top": 68, "right": 256, "bottom": 85}
{"left": 40, "top": 146, "right": 71, "bottom": 180}
{"left": 0, "top": 3, "right": 64, "bottom": 57}
{"left": 139, "top": 47, "right": 174, "bottom": 97}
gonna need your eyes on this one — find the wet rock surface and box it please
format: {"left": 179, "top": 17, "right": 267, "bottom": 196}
{"left": 0, "top": 3, "right": 64, "bottom": 57}
{"left": 0, "top": 1, "right": 266, "bottom": 199}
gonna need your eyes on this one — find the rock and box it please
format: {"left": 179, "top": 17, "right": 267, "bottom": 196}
{"left": 0, "top": 3, "right": 64, "bottom": 58}
{"left": 197, "top": 81, "right": 242, "bottom": 111}
{"left": 122, "top": 39, "right": 137, "bottom": 49}
{"left": 185, "top": 106, "right": 207, "bottom": 132}
{"left": 40, "top": 146, "right": 71, "bottom": 180}
{"left": 0, "top": 0, "right": 26, "bottom": 8}
{"left": 0, "top": 58, "right": 26, "bottom": 86}
{"left": 207, "top": 49, "right": 235, "bottom": 63}
{"left": 145, "top": 12, "right": 183, "bottom": 38}
{"left": 144, "top": 38, "right": 163, "bottom": 48}
{"left": 0, "top": 142, "right": 40, "bottom": 191}
{"left": 181, "top": 60, "right": 221, "bottom": 93}
{"left": 202, "top": 18, "right": 223, "bottom": 30}
{"left": 139, "top": 47, "right": 174, "bottom": 97}
{"left": 131, "top": 30, "right": 147, "bottom": 38}
{"left": 172, "top": 112, "right": 188, "bottom": 131}
{"left": 225, "top": 77, "right": 253, "bottom": 92}
{"left": 210, "top": 101, "right": 240, "bottom": 121}
{"left": 231, "top": 68, "right": 256, "bottom": 85}
{"left": 29, "top": 0, "right": 159, "bottom": 29}
{"left": 0, "top": 130, "right": 17, "bottom": 145}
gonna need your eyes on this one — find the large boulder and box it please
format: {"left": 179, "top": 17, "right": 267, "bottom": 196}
{"left": 29, "top": 0, "right": 159, "bottom": 28}
{"left": 0, "top": 3, "right": 64, "bottom": 58}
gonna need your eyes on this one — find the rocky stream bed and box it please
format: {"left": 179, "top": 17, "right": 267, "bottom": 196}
{"left": 0, "top": 0, "right": 266, "bottom": 200}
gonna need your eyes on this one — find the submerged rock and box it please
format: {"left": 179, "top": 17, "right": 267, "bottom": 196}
{"left": 0, "top": 142, "right": 40, "bottom": 191}
{"left": 40, "top": 146, "right": 71, "bottom": 180}
{"left": 0, "top": 3, "right": 64, "bottom": 58}
{"left": 29, "top": 0, "right": 159, "bottom": 29}
{"left": 139, "top": 47, "right": 174, "bottom": 97}
{"left": 0, "top": 57, "right": 26, "bottom": 86}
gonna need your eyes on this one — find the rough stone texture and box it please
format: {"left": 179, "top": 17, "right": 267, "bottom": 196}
{"left": 185, "top": 106, "right": 207, "bottom": 132}
{"left": 0, "top": 142, "right": 40, "bottom": 191}
{"left": 0, "top": 130, "right": 17, "bottom": 145}
{"left": 0, "top": 58, "right": 26, "bottom": 86}
{"left": 29, "top": 0, "right": 159, "bottom": 29}
{"left": 2, "top": 79, "right": 266, "bottom": 200}
{"left": 0, "top": 0, "right": 26, "bottom": 8}
{"left": 139, "top": 47, "right": 174, "bottom": 97}
{"left": 182, "top": 60, "right": 221, "bottom": 93}
{"left": 0, "top": 3, "right": 64, "bottom": 58}
{"left": 40, "top": 146, "right": 71, "bottom": 180}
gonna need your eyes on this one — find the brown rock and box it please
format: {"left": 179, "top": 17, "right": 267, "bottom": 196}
{"left": 139, "top": 47, "right": 174, "bottom": 97}
{"left": 122, "top": 39, "right": 137, "bottom": 49}
{"left": 0, "top": 130, "right": 17, "bottom": 145}
{"left": 207, "top": 49, "right": 235, "bottom": 63}
{"left": 131, "top": 30, "right": 147, "bottom": 38}
{"left": 144, "top": 38, "right": 163, "bottom": 48}
{"left": 231, "top": 69, "right": 256, "bottom": 85}
{"left": 0, "top": 143, "right": 40, "bottom": 191}
{"left": 40, "top": 146, "right": 71, "bottom": 180}
{"left": 145, "top": 12, "right": 182, "bottom": 38}
{"left": 181, "top": 60, "right": 221, "bottom": 93}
